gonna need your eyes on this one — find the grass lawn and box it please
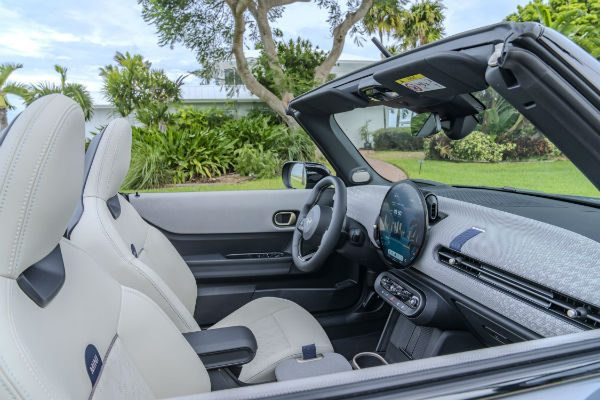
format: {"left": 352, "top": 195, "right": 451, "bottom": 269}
{"left": 371, "top": 151, "right": 600, "bottom": 198}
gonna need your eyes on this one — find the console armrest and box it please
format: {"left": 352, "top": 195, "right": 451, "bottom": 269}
{"left": 183, "top": 326, "right": 257, "bottom": 370}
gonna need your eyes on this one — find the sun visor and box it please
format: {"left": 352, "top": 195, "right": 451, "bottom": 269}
{"left": 373, "top": 49, "right": 491, "bottom": 98}
{"left": 290, "top": 88, "right": 368, "bottom": 115}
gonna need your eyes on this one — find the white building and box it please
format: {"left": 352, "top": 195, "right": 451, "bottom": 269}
{"left": 86, "top": 53, "right": 377, "bottom": 136}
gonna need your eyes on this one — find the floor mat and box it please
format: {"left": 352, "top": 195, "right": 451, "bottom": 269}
{"left": 331, "top": 332, "right": 381, "bottom": 360}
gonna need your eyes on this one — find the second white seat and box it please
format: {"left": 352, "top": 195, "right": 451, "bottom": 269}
{"left": 68, "top": 119, "right": 333, "bottom": 383}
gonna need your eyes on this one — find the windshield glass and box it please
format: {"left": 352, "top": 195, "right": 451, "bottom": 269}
{"left": 333, "top": 90, "right": 600, "bottom": 199}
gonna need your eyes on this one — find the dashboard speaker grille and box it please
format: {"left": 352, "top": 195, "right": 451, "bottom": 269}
{"left": 437, "top": 247, "right": 600, "bottom": 330}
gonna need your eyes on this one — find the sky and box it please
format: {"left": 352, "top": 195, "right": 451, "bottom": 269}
{"left": 1, "top": 0, "right": 524, "bottom": 121}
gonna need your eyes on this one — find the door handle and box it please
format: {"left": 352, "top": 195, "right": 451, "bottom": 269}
{"left": 273, "top": 211, "right": 297, "bottom": 227}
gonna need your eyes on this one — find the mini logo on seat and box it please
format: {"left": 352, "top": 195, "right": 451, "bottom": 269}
{"left": 85, "top": 344, "right": 103, "bottom": 386}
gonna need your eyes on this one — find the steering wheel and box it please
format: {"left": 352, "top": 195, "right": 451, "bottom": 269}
{"left": 292, "top": 176, "right": 347, "bottom": 272}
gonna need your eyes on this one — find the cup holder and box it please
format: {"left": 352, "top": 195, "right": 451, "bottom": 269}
{"left": 351, "top": 352, "right": 389, "bottom": 370}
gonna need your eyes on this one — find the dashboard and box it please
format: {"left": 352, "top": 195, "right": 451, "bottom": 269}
{"left": 345, "top": 183, "right": 600, "bottom": 339}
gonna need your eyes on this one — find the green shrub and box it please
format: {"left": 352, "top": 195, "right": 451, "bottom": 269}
{"left": 424, "top": 133, "right": 452, "bottom": 160}
{"left": 123, "top": 125, "right": 233, "bottom": 189}
{"left": 424, "top": 131, "right": 514, "bottom": 162}
{"left": 220, "top": 113, "right": 315, "bottom": 162}
{"left": 451, "top": 131, "right": 513, "bottom": 162}
{"left": 233, "top": 145, "right": 280, "bottom": 178}
{"left": 123, "top": 107, "right": 316, "bottom": 189}
{"left": 502, "top": 136, "right": 561, "bottom": 160}
{"left": 123, "top": 139, "right": 174, "bottom": 189}
{"left": 373, "top": 127, "right": 423, "bottom": 151}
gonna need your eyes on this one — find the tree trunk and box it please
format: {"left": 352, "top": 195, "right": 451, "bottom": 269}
{"left": 314, "top": 0, "right": 374, "bottom": 85}
{"left": 227, "top": 0, "right": 297, "bottom": 126}
{"left": 0, "top": 107, "right": 7, "bottom": 130}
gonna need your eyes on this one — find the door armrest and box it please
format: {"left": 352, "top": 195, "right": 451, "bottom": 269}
{"left": 183, "top": 326, "right": 257, "bottom": 370}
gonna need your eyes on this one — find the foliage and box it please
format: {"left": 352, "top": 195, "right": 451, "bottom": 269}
{"left": 359, "top": 120, "right": 372, "bottom": 144}
{"left": 476, "top": 89, "right": 527, "bottom": 140}
{"left": 123, "top": 123, "right": 234, "bottom": 189}
{"left": 233, "top": 145, "right": 280, "bottom": 178}
{"left": 396, "top": 0, "right": 445, "bottom": 50}
{"left": 123, "top": 134, "right": 175, "bottom": 189}
{"left": 138, "top": 0, "right": 374, "bottom": 124}
{"left": 25, "top": 65, "right": 93, "bottom": 121}
{"left": 425, "top": 131, "right": 514, "bottom": 162}
{"left": 507, "top": 0, "right": 600, "bottom": 59}
{"left": 253, "top": 38, "right": 330, "bottom": 99}
{"left": 363, "top": 0, "right": 406, "bottom": 46}
{"left": 123, "top": 107, "right": 316, "bottom": 189}
{"left": 0, "top": 63, "right": 28, "bottom": 129}
{"left": 502, "top": 136, "right": 561, "bottom": 160}
{"left": 373, "top": 127, "right": 423, "bottom": 151}
{"left": 219, "top": 111, "right": 315, "bottom": 163}
{"left": 100, "top": 51, "right": 185, "bottom": 128}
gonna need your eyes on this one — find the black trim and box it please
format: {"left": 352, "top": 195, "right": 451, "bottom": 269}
{"left": 183, "top": 326, "right": 257, "bottom": 370}
{"left": 106, "top": 194, "right": 121, "bottom": 219}
{"left": 65, "top": 128, "right": 106, "bottom": 238}
{"left": 17, "top": 244, "right": 65, "bottom": 307}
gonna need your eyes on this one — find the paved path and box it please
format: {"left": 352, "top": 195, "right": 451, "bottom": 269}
{"left": 360, "top": 151, "right": 408, "bottom": 181}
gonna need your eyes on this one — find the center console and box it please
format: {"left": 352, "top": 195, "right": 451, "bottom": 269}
{"left": 373, "top": 270, "right": 482, "bottom": 363}
{"left": 375, "top": 272, "right": 424, "bottom": 317}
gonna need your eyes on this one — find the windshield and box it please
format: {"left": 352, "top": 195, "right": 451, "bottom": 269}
{"left": 333, "top": 90, "right": 600, "bottom": 199}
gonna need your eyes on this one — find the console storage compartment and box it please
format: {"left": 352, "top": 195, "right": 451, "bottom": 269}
{"left": 183, "top": 326, "right": 257, "bottom": 370}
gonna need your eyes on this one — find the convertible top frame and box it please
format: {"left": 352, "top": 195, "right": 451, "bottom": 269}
{"left": 288, "top": 22, "right": 600, "bottom": 192}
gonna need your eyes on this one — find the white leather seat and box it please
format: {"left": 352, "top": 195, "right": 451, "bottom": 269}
{"left": 68, "top": 118, "right": 333, "bottom": 383}
{"left": 0, "top": 94, "right": 211, "bottom": 398}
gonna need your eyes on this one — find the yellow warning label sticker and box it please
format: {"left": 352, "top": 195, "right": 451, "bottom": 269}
{"left": 395, "top": 74, "right": 445, "bottom": 93}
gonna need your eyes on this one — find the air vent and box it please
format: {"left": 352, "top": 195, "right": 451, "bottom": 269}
{"left": 438, "top": 247, "right": 600, "bottom": 330}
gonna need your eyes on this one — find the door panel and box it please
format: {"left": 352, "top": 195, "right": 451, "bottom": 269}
{"left": 129, "top": 189, "right": 363, "bottom": 325}
{"left": 129, "top": 189, "right": 311, "bottom": 234}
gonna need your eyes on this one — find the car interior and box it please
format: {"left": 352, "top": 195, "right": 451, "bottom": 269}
{"left": 2, "top": 21, "right": 600, "bottom": 400}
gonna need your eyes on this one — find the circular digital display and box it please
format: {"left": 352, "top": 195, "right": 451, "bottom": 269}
{"left": 377, "top": 180, "right": 427, "bottom": 268}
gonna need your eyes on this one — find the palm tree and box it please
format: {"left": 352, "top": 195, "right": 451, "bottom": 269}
{"left": 536, "top": 6, "right": 600, "bottom": 59}
{"left": 0, "top": 63, "right": 29, "bottom": 129}
{"left": 26, "top": 65, "right": 93, "bottom": 121}
{"left": 397, "top": 0, "right": 445, "bottom": 50}
{"left": 363, "top": 0, "right": 406, "bottom": 54}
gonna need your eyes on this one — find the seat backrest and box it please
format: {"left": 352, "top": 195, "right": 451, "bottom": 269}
{"left": 69, "top": 119, "right": 200, "bottom": 333}
{"left": 0, "top": 95, "right": 210, "bottom": 399}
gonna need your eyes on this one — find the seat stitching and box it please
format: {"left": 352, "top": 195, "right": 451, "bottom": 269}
{"left": 0, "top": 99, "right": 54, "bottom": 276}
{"left": 13, "top": 105, "right": 78, "bottom": 277}
{"left": 6, "top": 278, "right": 53, "bottom": 399}
{"left": 92, "top": 202, "right": 195, "bottom": 330}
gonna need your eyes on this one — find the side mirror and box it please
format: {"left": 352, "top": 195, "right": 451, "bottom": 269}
{"left": 282, "top": 162, "right": 331, "bottom": 189}
{"left": 411, "top": 112, "right": 441, "bottom": 138}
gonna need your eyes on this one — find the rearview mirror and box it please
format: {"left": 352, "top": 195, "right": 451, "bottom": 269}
{"left": 410, "top": 113, "right": 441, "bottom": 138}
{"left": 282, "top": 162, "right": 331, "bottom": 189}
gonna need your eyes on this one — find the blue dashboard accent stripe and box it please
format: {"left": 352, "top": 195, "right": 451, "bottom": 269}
{"left": 449, "top": 228, "right": 484, "bottom": 251}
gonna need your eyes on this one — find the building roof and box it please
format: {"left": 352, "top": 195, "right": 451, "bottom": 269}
{"left": 91, "top": 56, "right": 375, "bottom": 106}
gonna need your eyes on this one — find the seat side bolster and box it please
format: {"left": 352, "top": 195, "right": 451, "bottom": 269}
{"left": 117, "top": 286, "right": 211, "bottom": 398}
{"left": 72, "top": 197, "right": 200, "bottom": 333}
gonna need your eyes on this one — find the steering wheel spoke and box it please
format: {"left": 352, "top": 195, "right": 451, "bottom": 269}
{"left": 292, "top": 176, "right": 347, "bottom": 272}
{"left": 298, "top": 251, "right": 316, "bottom": 262}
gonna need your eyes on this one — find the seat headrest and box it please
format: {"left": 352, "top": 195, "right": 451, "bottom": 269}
{"left": 0, "top": 94, "right": 84, "bottom": 279}
{"left": 83, "top": 118, "right": 131, "bottom": 200}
